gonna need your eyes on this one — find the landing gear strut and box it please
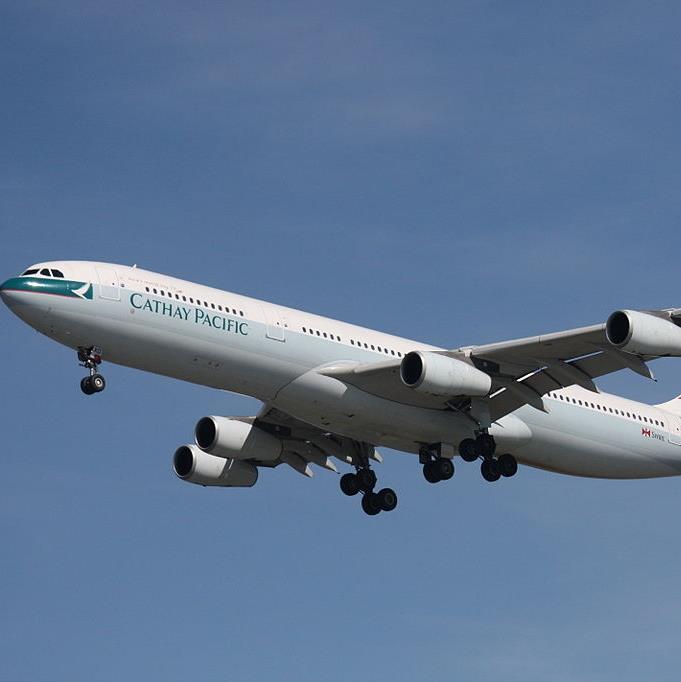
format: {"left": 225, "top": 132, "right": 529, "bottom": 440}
{"left": 78, "top": 346, "right": 106, "bottom": 395}
{"left": 458, "top": 432, "right": 519, "bottom": 482}
{"left": 339, "top": 447, "right": 397, "bottom": 516}
{"left": 420, "top": 444, "right": 455, "bottom": 484}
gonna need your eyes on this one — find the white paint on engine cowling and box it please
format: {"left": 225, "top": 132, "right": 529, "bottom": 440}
{"left": 194, "top": 416, "right": 282, "bottom": 462}
{"left": 400, "top": 351, "right": 492, "bottom": 397}
{"left": 173, "top": 445, "right": 258, "bottom": 487}
{"left": 606, "top": 310, "right": 681, "bottom": 356}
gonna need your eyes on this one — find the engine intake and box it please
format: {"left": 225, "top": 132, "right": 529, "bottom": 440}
{"left": 606, "top": 309, "right": 681, "bottom": 356}
{"left": 195, "top": 416, "right": 282, "bottom": 462}
{"left": 400, "top": 351, "right": 492, "bottom": 397}
{"left": 173, "top": 445, "right": 258, "bottom": 487}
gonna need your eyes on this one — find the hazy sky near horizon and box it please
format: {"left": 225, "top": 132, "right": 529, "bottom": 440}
{"left": 3, "top": 2, "right": 681, "bottom": 680}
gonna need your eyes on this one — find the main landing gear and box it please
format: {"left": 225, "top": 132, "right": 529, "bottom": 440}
{"left": 419, "top": 444, "right": 455, "bottom": 484}
{"left": 458, "top": 433, "right": 518, "bottom": 483}
{"left": 78, "top": 346, "right": 106, "bottom": 396}
{"left": 339, "top": 461, "right": 398, "bottom": 516}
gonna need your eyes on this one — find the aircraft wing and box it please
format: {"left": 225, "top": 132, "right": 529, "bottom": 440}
{"left": 252, "top": 406, "right": 381, "bottom": 477}
{"left": 318, "top": 310, "right": 681, "bottom": 423}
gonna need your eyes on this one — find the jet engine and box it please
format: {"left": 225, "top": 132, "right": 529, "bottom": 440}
{"left": 194, "top": 416, "right": 282, "bottom": 462}
{"left": 400, "top": 351, "right": 492, "bottom": 397}
{"left": 606, "top": 310, "right": 681, "bottom": 356}
{"left": 173, "top": 445, "right": 258, "bottom": 487}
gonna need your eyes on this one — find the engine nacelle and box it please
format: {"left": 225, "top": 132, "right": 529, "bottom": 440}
{"left": 173, "top": 445, "right": 258, "bottom": 487}
{"left": 606, "top": 310, "right": 681, "bottom": 356}
{"left": 400, "top": 351, "right": 492, "bottom": 397}
{"left": 194, "top": 416, "right": 282, "bottom": 462}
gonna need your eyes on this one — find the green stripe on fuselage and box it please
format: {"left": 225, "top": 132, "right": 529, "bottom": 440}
{"left": 0, "top": 277, "right": 93, "bottom": 300}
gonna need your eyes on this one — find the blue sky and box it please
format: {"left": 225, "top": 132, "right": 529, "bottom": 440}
{"left": 2, "top": 2, "right": 681, "bottom": 680}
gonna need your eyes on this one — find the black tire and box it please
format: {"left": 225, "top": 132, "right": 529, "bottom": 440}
{"left": 497, "top": 453, "right": 518, "bottom": 478}
{"left": 475, "top": 434, "right": 496, "bottom": 459}
{"left": 423, "top": 461, "right": 441, "bottom": 484}
{"left": 436, "top": 458, "right": 455, "bottom": 480}
{"left": 361, "top": 492, "right": 381, "bottom": 516}
{"left": 80, "top": 377, "right": 95, "bottom": 395}
{"left": 90, "top": 373, "right": 106, "bottom": 393}
{"left": 357, "top": 468, "right": 377, "bottom": 492}
{"left": 376, "top": 487, "right": 398, "bottom": 512}
{"left": 340, "top": 472, "right": 360, "bottom": 496}
{"left": 481, "top": 459, "right": 501, "bottom": 482}
{"left": 458, "top": 438, "right": 478, "bottom": 462}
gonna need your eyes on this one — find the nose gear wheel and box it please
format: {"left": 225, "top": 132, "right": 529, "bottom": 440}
{"left": 78, "top": 346, "right": 106, "bottom": 395}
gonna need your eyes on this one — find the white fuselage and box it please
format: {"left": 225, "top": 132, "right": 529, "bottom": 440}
{"left": 3, "top": 260, "right": 681, "bottom": 479}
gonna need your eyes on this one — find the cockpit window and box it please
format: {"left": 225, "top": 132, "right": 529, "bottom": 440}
{"left": 40, "top": 268, "right": 51, "bottom": 276}
{"left": 21, "top": 269, "right": 39, "bottom": 276}
{"left": 51, "top": 269, "right": 65, "bottom": 278}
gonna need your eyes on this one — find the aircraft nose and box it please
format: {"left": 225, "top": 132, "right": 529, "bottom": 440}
{"left": 0, "top": 278, "right": 23, "bottom": 308}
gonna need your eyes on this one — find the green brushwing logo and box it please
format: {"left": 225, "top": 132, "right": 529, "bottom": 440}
{"left": 0, "top": 277, "right": 93, "bottom": 299}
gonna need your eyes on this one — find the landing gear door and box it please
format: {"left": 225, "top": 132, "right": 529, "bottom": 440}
{"left": 261, "top": 304, "right": 286, "bottom": 342}
{"left": 96, "top": 268, "right": 120, "bottom": 301}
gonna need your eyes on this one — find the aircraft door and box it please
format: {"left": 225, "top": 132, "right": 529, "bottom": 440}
{"left": 261, "top": 304, "right": 286, "bottom": 342}
{"left": 667, "top": 415, "right": 681, "bottom": 446}
{"left": 96, "top": 268, "right": 121, "bottom": 301}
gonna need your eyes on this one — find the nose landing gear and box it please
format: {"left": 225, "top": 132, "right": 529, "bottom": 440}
{"left": 78, "top": 346, "right": 106, "bottom": 395}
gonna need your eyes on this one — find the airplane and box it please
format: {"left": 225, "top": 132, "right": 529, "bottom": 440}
{"left": 3, "top": 260, "right": 681, "bottom": 516}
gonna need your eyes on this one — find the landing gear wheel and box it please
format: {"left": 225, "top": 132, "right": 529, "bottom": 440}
{"left": 459, "top": 438, "right": 478, "bottom": 462}
{"left": 90, "top": 373, "right": 106, "bottom": 393}
{"left": 423, "top": 461, "right": 441, "bottom": 484}
{"left": 497, "top": 453, "right": 518, "bottom": 478}
{"left": 376, "top": 488, "right": 398, "bottom": 512}
{"left": 357, "top": 468, "right": 377, "bottom": 492}
{"left": 475, "top": 433, "right": 496, "bottom": 459}
{"left": 80, "top": 377, "right": 95, "bottom": 395}
{"left": 436, "top": 458, "right": 455, "bottom": 481}
{"left": 481, "top": 459, "right": 501, "bottom": 482}
{"left": 361, "top": 492, "right": 381, "bottom": 516}
{"left": 340, "top": 473, "right": 360, "bottom": 496}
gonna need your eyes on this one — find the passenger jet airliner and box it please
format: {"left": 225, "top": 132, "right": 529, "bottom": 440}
{"left": 3, "top": 261, "right": 681, "bottom": 516}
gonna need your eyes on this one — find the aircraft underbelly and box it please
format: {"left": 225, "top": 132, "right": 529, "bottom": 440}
{"left": 514, "top": 406, "right": 681, "bottom": 478}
